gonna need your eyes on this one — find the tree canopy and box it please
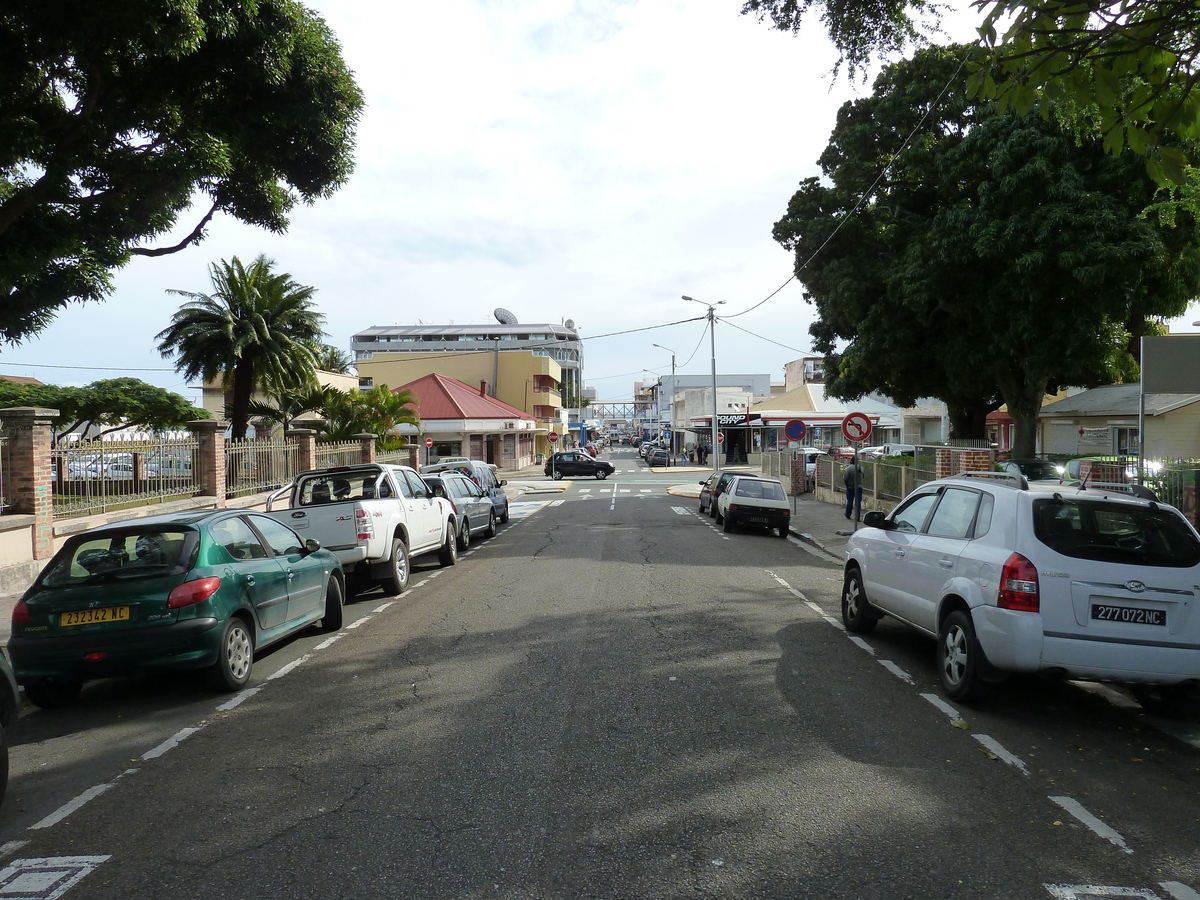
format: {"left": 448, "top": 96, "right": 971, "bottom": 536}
{"left": 741, "top": 0, "right": 1200, "bottom": 167}
{"left": 0, "top": 0, "right": 364, "bottom": 342}
{"left": 0, "top": 377, "right": 208, "bottom": 444}
{"left": 156, "top": 254, "right": 325, "bottom": 441}
{"left": 774, "top": 45, "right": 1200, "bottom": 455}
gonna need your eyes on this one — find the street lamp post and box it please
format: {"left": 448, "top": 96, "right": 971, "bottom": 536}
{"left": 682, "top": 295, "right": 725, "bottom": 474}
{"left": 652, "top": 343, "right": 676, "bottom": 459}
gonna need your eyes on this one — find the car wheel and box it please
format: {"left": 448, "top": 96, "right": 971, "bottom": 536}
{"left": 0, "top": 725, "right": 8, "bottom": 806}
{"left": 777, "top": 524, "right": 789, "bottom": 538}
{"left": 597, "top": 471, "right": 609, "bottom": 480}
{"left": 499, "top": 502, "right": 509, "bottom": 524}
{"left": 721, "top": 511, "right": 733, "bottom": 532}
{"left": 553, "top": 470, "right": 564, "bottom": 481}
{"left": 438, "top": 522, "right": 458, "bottom": 567}
{"left": 714, "top": 505, "right": 724, "bottom": 524}
{"left": 938, "top": 610, "right": 986, "bottom": 703}
{"left": 841, "top": 567, "right": 878, "bottom": 634}
{"left": 484, "top": 509, "right": 497, "bottom": 538}
{"left": 319, "top": 576, "right": 344, "bottom": 633}
{"left": 457, "top": 517, "right": 471, "bottom": 551}
{"left": 208, "top": 616, "right": 253, "bottom": 692}
{"left": 25, "top": 680, "right": 82, "bottom": 710}
{"left": 1132, "top": 683, "right": 1200, "bottom": 717}
{"left": 698, "top": 498, "right": 706, "bottom": 514}
{"left": 381, "top": 538, "right": 409, "bottom": 595}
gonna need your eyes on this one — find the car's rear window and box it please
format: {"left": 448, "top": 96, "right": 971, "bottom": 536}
{"left": 40, "top": 528, "right": 195, "bottom": 587}
{"left": 1033, "top": 498, "right": 1200, "bottom": 567}
{"left": 735, "top": 480, "right": 786, "bottom": 502}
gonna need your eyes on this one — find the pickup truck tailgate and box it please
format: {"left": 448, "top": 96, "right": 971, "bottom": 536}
{"left": 275, "top": 505, "right": 367, "bottom": 562}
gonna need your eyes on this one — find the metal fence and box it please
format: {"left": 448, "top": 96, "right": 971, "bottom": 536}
{"left": 314, "top": 440, "right": 362, "bottom": 469}
{"left": 225, "top": 438, "right": 299, "bottom": 498}
{"left": 52, "top": 438, "right": 201, "bottom": 518}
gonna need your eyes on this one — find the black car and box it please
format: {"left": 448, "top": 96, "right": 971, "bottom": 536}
{"left": 544, "top": 451, "right": 615, "bottom": 480}
{"left": 698, "top": 471, "right": 736, "bottom": 517}
{"left": 1000, "top": 458, "right": 1062, "bottom": 482}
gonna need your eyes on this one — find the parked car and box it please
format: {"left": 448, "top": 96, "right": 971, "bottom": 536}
{"left": 544, "top": 451, "right": 615, "bottom": 480}
{"left": 698, "top": 471, "right": 737, "bottom": 518}
{"left": 421, "top": 459, "right": 509, "bottom": 524}
{"left": 799, "top": 448, "right": 829, "bottom": 489}
{"left": 9, "top": 510, "right": 345, "bottom": 708}
{"left": 1000, "top": 458, "right": 1062, "bottom": 482}
{"left": 647, "top": 448, "right": 671, "bottom": 467}
{"left": 423, "top": 472, "right": 497, "bottom": 547}
{"left": 714, "top": 475, "right": 791, "bottom": 537}
{"left": 842, "top": 471, "right": 1200, "bottom": 713}
{"left": 0, "top": 650, "right": 19, "bottom": 804}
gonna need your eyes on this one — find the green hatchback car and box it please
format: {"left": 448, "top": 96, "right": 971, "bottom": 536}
{"left": 9, "top": 509, "right": 345, "bottom": 708}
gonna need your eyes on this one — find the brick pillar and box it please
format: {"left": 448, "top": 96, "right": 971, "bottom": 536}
{"left": 355, "top": 433, "right": 377, "bottom": 465}
{"left": 935, "top": 447, "right": 953, "bottom": 479}
{"left": 189, "top": 420, "right": 226, "bottom": 506}
{"left": 0, "top": 408, "right": 59, "bottom": 559}
{"left": 287, "top": 429, "right": 318, "bottom": 472}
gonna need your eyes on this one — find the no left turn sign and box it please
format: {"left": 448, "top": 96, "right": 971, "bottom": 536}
{"left": 841, "top": 412, "right": 873, "bottom": 443}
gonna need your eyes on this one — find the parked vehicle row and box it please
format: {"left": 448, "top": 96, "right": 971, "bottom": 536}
{"left": 10, "top": 462, "right": 509, "bottom": 715}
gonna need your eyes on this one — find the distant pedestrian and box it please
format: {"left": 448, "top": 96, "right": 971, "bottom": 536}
{"left": 843, "top": 461, "right": 864, "bottom": 520}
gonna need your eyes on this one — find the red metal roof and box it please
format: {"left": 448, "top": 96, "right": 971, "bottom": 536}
{"left": 395, "top": 373, "right": 534, "bottom": 421}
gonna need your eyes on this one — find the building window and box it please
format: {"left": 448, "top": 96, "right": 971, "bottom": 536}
{"left": 359, "top": 377, "right": 373, "bottom": 389}
{"left": 1113, "top": 426, "right": 1139, "bottom": 455}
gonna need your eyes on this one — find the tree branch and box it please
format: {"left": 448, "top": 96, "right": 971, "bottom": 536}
{"left": 129, "top": 201, "right": 219, "bottom": 257}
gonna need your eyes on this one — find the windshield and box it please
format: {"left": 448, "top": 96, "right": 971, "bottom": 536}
{"left": 1033, "top": 498, "right": 1200, "bottom": 567}
{"left": 40, "top": 528, "right": 194, "bottom": 587}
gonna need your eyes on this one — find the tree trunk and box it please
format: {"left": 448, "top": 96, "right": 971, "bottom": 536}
{"left": 230, "top": 363, "right": 255, "bottom": 441}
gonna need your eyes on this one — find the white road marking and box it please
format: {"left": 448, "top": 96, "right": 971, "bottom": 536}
{"left": 216, "top": 686, "right": 262, "bottom": 711}
{"left": 878, "top": 659, "right": 913, "bottom": 683}
{"left": 551, "top": 499, "right": 565, "bottom": 507}
{"left": 1049, "top": 795, "right": 1133, "bottom": 854}
{"left": 920, "top": 691, "right": 968, "bottom": 727}
{"left": 972, "top": 734, "right": 1030, "bottom": 775}
{"left": 313, "top": 633, "right": 346, "bottom": 650}
{"left": 0, "top": 855, "right": 112, "bottom": 898}
{"left": 143, "top": 727, "right": 201, "bottom": 760}
{"left": 347, "top": 616, "right": 372, "bottom": 630}
{"left": 1162, "top": 882, "right": 1200, "bottom": 900}
{"left": 848, "top": 636, "right": 874, "bottom": 654}
{"left": 1045, "top": 887, "right": 1163, "bottom": 899}
{"left": 268, "top": 654, "right": 311, "bottom": 679}
{"left": 371, "top": 601, "right": 395, "bottom": 612}
{"left": 32, "top": 773, "right": 134, "bottom": 830}
{"left": 0, "top": 842, "right": 28, "bottom": 859}
{"left": 671, "top": 507, "right": 691, "bottom": 515}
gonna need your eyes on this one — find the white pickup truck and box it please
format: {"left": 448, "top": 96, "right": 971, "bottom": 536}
{"left": 266, "top": 463, "right": 458, "bottom": 594}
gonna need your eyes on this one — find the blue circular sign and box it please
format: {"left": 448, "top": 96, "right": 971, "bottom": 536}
{"left": 784, "top": 419, "right": 806, "bottom": 441}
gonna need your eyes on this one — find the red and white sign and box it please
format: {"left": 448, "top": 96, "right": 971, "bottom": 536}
{"left": 716, "top": 431, "right": 725, "bottom": 444}
{"left": 841, "top": 412, "right": 873, "bottom": 443}
{"left": 425, "top": 438, "right": 434, "bottom": 448}
{"left": 548, "top": 431, "right": 559, "bottom": 443}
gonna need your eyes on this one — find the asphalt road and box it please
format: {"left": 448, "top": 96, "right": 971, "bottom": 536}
{"left": 1, "top": 449, "right": 1198, "bottom": 899}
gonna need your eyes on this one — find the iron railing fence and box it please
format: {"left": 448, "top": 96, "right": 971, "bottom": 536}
{"left": 52, "top": 438, "right": 201, "bottom": 518}
{"left": 314, "top": 441, "right": 362, "bottom": 469}
{"left": 0, "top": 435, "right": 8, "bottom": 513}
{"left": 225, "top": 438, "right": 298, "bottom": 498}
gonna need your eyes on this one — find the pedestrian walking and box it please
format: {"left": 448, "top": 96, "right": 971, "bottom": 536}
{"left": 843, "top": 460, "right": 864, "bottom": 520}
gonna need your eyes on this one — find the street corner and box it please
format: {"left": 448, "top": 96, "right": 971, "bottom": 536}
{"left": 516, "top": 479, "right": 571, "bottom": 495}
{"left": 667, "top": 484, "right": 702, "bottom": 498}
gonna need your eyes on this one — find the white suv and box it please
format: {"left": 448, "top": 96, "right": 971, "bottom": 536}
{"left": 843, "top": 472, "right": 1200, "bottom": 714}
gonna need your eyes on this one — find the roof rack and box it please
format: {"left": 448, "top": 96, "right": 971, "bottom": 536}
{"left": 954, "top": 471, "right": 1030, "bottom": 490}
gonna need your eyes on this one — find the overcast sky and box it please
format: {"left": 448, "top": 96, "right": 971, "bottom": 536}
{"left": 5, "top": 0, "right": 1195, "bottom": 405}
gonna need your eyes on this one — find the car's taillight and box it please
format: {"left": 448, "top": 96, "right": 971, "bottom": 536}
{"left": 998, "top": 553, "right": 1039, "bottom": 612}
{"left": 356, "top": 506, "right": 374, "bottom": 541}
{"left": 167, "top": 576, "right": 221, "bottom": 609}
{"left": 12, "top": 597, "right": 29, "bottom": 626}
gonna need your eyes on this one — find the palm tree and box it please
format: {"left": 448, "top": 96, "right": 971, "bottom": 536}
{"left": 311, "top": 343, "right": 355, "bottom": 374}
{"left": 318, "top": 385, "right": 419, "bottom": 444}
{"left": 156, "top": 255, "right": 325, "bottom": 440}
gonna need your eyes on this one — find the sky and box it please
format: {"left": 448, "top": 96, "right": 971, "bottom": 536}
{"left": 6, "top": 0, "right": 1198, "bottom": 407}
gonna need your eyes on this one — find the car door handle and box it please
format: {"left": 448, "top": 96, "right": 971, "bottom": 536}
{"left": 245, "top": 576, "right": 255, "bottom": 585}
{"left": 286, "top": 570, "right": 295, "bottom": 579}
{"left": 939, "top": 558, "right": 954, "bottom": 568}
{"left": 893, "top": 549, "right": 906, "bottom": 558}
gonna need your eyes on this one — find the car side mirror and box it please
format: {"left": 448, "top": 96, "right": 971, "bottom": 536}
{"left": 304, "top": 538, "right": 322, "bottom": 554}
{"left": 862, "top": 510, "right": 889, "bottom": 529}
{"left": 499, "top": 479, "right": 507, "bottom": 486}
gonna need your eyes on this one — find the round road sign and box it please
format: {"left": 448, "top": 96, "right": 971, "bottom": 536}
{"left": 548, "top": 431, "right": 559, "bottom": 443}
{"left": 425, "top": 438, "right": 434, "bottom": 448}
{"left": 784, "top": 419, "right": 806, "bottom": 441}
{"left": 841, "top": 412, "right": 873, "bottom": 443}
{"left": 716, "top": 431, "right": 725, "bottom": 444}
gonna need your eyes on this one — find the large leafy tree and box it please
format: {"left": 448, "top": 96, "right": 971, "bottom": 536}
{"left": 316, "top": 385, "right": 419, "bottom": 446}
{"left": 0, "top": 0, "right": 364, "bottom": 342}
{"left": 741, "top": 0, "right": 1200, "bottom": 167}
{"left": 156, "top": 254, "right": 325, "bottom": 441}
{"left": 775, "top": 45, "right": 1200, "bottom": 456}
{"left": 0, "top": 377, "right": 208, "bottom": 444}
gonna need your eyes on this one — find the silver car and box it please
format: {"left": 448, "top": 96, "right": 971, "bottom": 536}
{"left": 423, "top": 473, "right": 497, "bottom": 548}
{"left": 843, "top": 471, "right": 1200, "bottom": 714}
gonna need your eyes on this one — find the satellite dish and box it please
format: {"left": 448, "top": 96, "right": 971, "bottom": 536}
{"left": 564, "top": 319, "right": 576, "bottom": 330}
{"left": 494, "top": 308, "right": 518, "bottom": 325}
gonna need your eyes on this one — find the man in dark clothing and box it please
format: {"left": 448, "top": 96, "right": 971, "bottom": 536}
{"left": 843, "top": 461, "right": 864, "bottom": 520}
